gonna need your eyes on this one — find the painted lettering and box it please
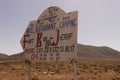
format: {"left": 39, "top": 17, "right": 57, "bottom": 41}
{"left": 60, "top": 33, "right": 73, "bottom": 41}
{"left": 25, "top": 27, "right": 35, "bottom": 34}
{"left": 23, "top": 35, "right": 30, "bottom": 49}
{"left": 27, "top": 39, "right": 34, "bottom": 44}
{"left": 36, "top": 23, "right": 56, "bottom": 32}
{"left": 31, "top": 54, "right": 38, "bottom": 60}
{"left": 51, "top": 30, "right": 60, "bottom": 46}
{"left": 25, "top": 48, "right": 35, "bottom": 54}
{"left": 59, "top": 19, "right": 76, "bottom": 28}
{"left": 36, "top": 33, "right": 42, "bottom": 47}
{"left": 36, "top": 48, "right": 43, "bottom": 53}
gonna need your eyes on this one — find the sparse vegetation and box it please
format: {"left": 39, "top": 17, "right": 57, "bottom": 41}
{"left": 0, "top": 60, "right": 120, "bottom": 80}
{"left": 111, "top": 77, "right": 120, "bottom": 80}
{"left": 32, "top": 76, "right": 38, "bottom": 80}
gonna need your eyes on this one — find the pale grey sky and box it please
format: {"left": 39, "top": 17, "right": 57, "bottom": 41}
{"left": 0, "top": 0, "right": 120, "bottom": 55}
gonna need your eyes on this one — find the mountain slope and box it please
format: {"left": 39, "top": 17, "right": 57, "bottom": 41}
{"left": 77, "top": 44, "right": 120, "bottom": 60}
{"left": 9, "top": 52, "right": 25, "bottom": 60}
{"left": 1, "top": 44, "right": 120, "bottom": 60}
{"left": 0, "top": 53, "right": 8, "bottom": 60}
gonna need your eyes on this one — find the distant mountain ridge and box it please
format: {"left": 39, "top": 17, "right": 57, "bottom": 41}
{"left": 0, "top": 44, "right": 120, "bottom": 60}
{"left": 8, "top": 52, "right": 25, "bottom": 60}
{"left": 0, "top": 52, "right": 25, "bottom": 60}
{"left": 0, "top": 53, "right": 9, "bottom": 60}
{"left": 77, "top": 44, "right": 120, "bottom": 60}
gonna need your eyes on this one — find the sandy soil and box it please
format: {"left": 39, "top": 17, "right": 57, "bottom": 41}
{"left": 0, "top": 60, "right": 120, "bottom": 80}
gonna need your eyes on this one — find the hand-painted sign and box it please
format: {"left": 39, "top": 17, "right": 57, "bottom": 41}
{"left": 20, "top": 6, "right": 78, "bottom": 61}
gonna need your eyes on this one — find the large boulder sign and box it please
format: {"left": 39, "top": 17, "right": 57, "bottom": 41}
{"left": 20, "top": 6, "right": 78, "bottom": 61}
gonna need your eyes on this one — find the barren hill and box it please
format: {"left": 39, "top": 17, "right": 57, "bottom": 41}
{"left": 0, "top": 53, "right": 8, "bottom": 60}
{"left": 0, "top": 44, "right": 120, "bottom": 60}
{"left": 77, "top": 44, "right": 120, "bottom": 60}
{"left": 9, "top": 52, "right": 25, "bottom": 60}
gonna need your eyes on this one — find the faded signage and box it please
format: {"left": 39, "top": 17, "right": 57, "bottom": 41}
{"left": 20, "top": 6, "right": 78, "bottom": 61}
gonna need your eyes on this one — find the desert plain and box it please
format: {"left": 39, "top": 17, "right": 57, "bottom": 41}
{"left": 0, "top": 60, "right": 120, "bottom": 80}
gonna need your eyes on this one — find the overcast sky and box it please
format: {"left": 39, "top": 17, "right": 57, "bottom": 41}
{"left": 0, "top": 0, "right": 120, "bottom": 55}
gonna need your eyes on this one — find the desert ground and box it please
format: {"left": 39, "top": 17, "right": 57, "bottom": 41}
{"left": 0, "top": 60, "right": 120, "bottom": 80}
